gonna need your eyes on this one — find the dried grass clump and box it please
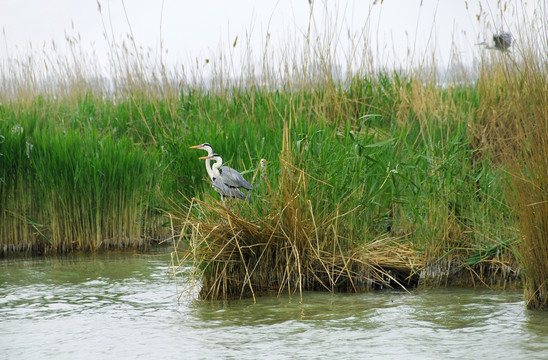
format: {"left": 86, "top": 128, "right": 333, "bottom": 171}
{"left": 506, "top": 81, "right": 548, "bottom": 309}
{"left": 174, "top": 201, "right": 424, "bottom": 300}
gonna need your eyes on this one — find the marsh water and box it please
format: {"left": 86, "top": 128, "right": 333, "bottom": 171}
{"left": 1, "top": 248, "right": 547, "bottom": 359}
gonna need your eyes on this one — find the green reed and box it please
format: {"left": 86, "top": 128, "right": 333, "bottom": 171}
{"left": 0, "top": 118, "right": 163, "bottom": 254}
{"left": 0, "top": 71, "right": 515, "bottom": 269}
{"left": 172, "top": 76, "right": 515, "bottom": 267}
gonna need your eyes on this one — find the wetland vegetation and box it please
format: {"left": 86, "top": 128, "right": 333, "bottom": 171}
{"left": 1, "top": 3, "right": 546, "bottom": 309}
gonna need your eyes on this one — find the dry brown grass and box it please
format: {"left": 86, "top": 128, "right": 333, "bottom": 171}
{"left": 171, "top": 199, "right": 424, "bottom": 301}
{"left": 507, "top": 99, "right": 548, "bottom": 309}
{"left": 472, "top": 52, "right": 548, "bottom": 309}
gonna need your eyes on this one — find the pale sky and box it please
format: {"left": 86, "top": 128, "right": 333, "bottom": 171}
{"left": 1, "top": 0, "right": 544, "bottom": 80}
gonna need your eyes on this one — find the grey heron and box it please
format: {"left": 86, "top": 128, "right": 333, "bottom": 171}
{"left": 477, "top": 31, "right": 513, "bottom": 51}
{"left": 190, "top": 143, "right": 254, "bottom": 192}
{"left": 199, "top": 153, "right": 252, "bottom": 200}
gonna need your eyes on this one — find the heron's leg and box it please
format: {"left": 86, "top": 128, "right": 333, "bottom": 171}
{"left": 220, "top": 195, "right": 229, "bottom": 210}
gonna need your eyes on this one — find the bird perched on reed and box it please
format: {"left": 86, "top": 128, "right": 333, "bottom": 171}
{"left": 477, "top": 31, "right": 513, "bottom": 51}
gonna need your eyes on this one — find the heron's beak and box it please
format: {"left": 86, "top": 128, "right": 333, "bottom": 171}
{"left": 189, "top": 144, "right": 202, "bottom": 149}
{"left": 199, "top": 155, "right": 212, "bottom": 160}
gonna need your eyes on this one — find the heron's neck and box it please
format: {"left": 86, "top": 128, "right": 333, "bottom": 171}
{"left": 205, "top": 158, "right": 214, "bottom": 179}
{"left": 211, "top": 158, "right": 222, "bottom": 178}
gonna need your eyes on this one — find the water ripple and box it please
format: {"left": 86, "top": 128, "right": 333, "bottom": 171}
{"left": 1, "top": 253, "right": 547, "bottom": 359}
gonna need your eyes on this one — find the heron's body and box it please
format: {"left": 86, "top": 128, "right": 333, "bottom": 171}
{"left": 207, "top": 155, "right": 248, "bottom": 199}
{"left": 216, "top": 165, "right": 253, "bottom": 191}
{"left": 202, "top": 156, "right": 245, "bottom": 199}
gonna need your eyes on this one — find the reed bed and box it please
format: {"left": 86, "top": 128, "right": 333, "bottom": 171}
{"left": 0, "top": 120, "right": 164, "bottom": 254}
{"left": 166, "top": 69, "right": 524, "bottom": 300}
{"left": 477, "top": 58, "right": 548, "bottom": 309}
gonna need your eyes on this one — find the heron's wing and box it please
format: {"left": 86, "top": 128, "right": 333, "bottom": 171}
{"left": 212, "top": 177, "right": 246, "bottom": 199}
{"left": 219, "top": 166, "right": 253, "bottom": 190}
{"left": 228, "top": 187, "right": 246, "bottom": 199}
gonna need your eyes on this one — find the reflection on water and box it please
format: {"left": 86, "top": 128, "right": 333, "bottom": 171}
{"left": 1, "top": 249, "right": 547, "bottom": 359}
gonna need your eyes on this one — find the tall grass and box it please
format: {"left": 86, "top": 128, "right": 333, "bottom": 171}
{"left": 1, "top": 63, "right": 516, "bottom": 283}
{"left": 473, "top": 52, "right": 548, "bottom": 309}
{"left": 167, "top": 73, "right": 519, "bottom": 299}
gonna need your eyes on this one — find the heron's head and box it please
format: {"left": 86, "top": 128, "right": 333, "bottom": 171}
{"left": 189, "top": 143, "right": 214, "bottom": 154}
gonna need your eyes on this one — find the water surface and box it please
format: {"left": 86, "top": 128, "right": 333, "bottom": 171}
{"left": 1, "top": 249, "right": 547, "bottom": 359}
